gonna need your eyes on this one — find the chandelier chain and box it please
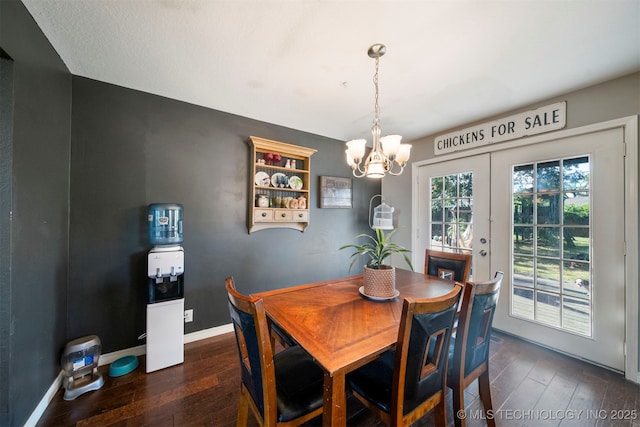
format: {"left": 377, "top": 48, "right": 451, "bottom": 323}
{"left": 373, "top": 55, "right": 380, "bottom": 126}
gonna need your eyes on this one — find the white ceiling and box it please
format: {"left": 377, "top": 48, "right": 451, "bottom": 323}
{"left": 22, "top": 0, "right": 640, "bottom": 142}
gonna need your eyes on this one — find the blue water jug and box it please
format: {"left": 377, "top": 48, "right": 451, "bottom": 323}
{"left": 148, "top": 203, "right": 183, "bottom": 246}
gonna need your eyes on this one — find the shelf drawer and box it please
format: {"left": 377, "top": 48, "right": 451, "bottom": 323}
{"left": 254, "top": 209, "right": 273, "bottom": 222}
{"left": 274, "top": 210, "right": 292, "bottom": 222}
{"left": 292, "top": 210, "right": 309, "bottom": 222}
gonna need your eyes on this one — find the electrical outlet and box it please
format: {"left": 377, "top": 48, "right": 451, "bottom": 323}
{"left": 184, "top": 309, "right": 193, "bottom": 323}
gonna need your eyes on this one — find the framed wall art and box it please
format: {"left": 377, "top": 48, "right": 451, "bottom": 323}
{"left": 319, "top": 176, "right": 352, "bottom": 208}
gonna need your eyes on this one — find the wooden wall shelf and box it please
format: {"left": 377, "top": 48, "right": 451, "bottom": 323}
{"left": 248, "top": 136, "right": 317, "bottom": 233}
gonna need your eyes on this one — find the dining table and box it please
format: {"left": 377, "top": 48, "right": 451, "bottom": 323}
{"left": 252, "top": 268, "right": 457, "bottom": 426}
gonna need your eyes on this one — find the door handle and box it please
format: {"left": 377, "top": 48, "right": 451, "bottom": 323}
{"left": 479, "top": 249, "right": 487, "bottom": 256}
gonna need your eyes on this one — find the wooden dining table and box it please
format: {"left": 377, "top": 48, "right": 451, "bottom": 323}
{"left": 252, "top": 268, "right": 457, "bottom": 426}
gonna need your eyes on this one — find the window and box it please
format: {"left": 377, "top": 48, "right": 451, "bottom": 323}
{"left": 430, "top": 172, "right": 473, "bottom": 255}
{"left": 511, "top": 156, "right": 591, "bottom": 336}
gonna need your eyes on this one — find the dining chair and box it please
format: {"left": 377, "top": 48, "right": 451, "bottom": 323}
{"left": 269, "top": 321, "right": 297, "bottom": 349}
{"left": 424, "top": 248, "right": 472, "bottom": 283}
{"left": 448, "top": 271, "right": 504, "bottom": 427}
{"left": 346, "top": 284, "right": 463, "bottom": 426}
{"left": 225, "top": 277, "right": 324, "bottom": 427}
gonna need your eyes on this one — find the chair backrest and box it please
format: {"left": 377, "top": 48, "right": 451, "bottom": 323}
{"left": 226, "top": 277, "right": 276, "bottom": 423}
{"left": 392, "top": 284, "right": 463, "bottom": 417}
{"left": 424, "top": 249, "right": 472, "bottom": 283}
{"left": 453, "top": 272, "right": 503, "bottom": 378}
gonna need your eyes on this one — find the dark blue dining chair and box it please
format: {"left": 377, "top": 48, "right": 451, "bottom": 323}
{"left": 448, "top": 271, "right": 503, "bottom": 427}
{"left": 425, "top": 248, "right": 472, "bottom": 283}
{"left": 226, "top": 277, "right": 324, "bottom": 426}
{"left": 269, "top": 321, "right": 297, "bottom": 349}
{"left": 347, "top": 284, "right": 463, "bottom": 426}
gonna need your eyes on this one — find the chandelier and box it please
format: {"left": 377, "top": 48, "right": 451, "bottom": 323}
{"left": 345, "top": 44, "right": 411, "bottom": 178}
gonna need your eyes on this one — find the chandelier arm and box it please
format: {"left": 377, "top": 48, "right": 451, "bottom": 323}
{"left": 385, "top": 160, "right": 407, "bottom": 176}
{"left": 386, "top": 167, "right": 405, "bottom": 176}
{"left": 351, "top": 164, "right": 367, "bottom": 178}
{"left": 349, "top": 154, "right": 369, "bottom": 177}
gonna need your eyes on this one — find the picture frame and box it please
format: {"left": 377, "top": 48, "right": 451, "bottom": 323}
{"left": 319, "top": 176, "right": 352, "bottom": 208}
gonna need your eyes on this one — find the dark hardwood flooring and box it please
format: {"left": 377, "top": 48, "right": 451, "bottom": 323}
{"left": 37, "top": 331, "right": 639, "bottom": 427}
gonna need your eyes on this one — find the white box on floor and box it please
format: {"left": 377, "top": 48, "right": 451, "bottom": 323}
{"left": 146, "top": 298, "right": 184, "bottom": 373}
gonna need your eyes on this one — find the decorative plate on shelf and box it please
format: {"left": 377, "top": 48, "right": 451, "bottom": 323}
{"left": 271, "top": 172, "right": 288, "bottom": 188}
{"left": 289, "top": 175, "right": 303, "bottom": 190}
{"left": 255, "top": 171, "right": 270, "bottom": 187}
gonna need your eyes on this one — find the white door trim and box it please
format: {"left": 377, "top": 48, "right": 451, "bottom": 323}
{"left": 411, "top": 115, "right": 638, "bottom": 382}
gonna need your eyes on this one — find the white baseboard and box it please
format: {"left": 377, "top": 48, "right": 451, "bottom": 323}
{"left": 24, "top": 371, "right": 63, "bottom": 427}
{"left": 184, "top": 323, "right": 234, "bottom": 344}
{"left": 98, "top": 344, "right": 146, "bottom": 366}
{"left": 26, "top": 323, "right": 234, "bottom": 427}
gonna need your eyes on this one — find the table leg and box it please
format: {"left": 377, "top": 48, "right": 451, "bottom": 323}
{"left": 322, "top": 370, "right": 347, "bottom": 426}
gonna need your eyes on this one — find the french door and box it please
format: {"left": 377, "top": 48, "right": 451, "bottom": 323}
{"left": 492, "top": 127, "right": 625, "bottom": 371}
{"left": 416, "top": 154, "right": 491, "bottom": 281}
{"left": 416, "top": 126, "right": 627, "bottom": 372}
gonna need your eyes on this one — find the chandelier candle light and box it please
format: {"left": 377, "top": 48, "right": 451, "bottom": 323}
{"left": 345, "top": 44, "right": 411, "bottom": 178}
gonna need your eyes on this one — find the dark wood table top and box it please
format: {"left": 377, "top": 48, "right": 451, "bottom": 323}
{"left": 254, "top": 268, "right": 457, "bottom": 375}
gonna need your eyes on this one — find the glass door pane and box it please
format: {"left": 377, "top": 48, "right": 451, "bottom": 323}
{"left": 430, "top": 172, "right": 474, "bottom": 277}
{"left": 510, "top": 156, "right": 591, "bottom": 336}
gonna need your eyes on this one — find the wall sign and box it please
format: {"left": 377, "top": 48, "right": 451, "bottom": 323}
{"left": 434, "top": 101, "right": 566, "bottom": 155}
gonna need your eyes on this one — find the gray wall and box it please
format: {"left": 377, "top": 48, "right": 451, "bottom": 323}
{"left": 0, "top": 0, "right": 72, "bottom": 425}
{"left": 69, "top": 77, "right": 379, "bottom": 353}
{"left": 0, "top": 55, "right": 13, "bottom": 427}
{"left": 1, "top": 1, "right": 377, "bottom": 424}
{"left": 383, "top": 71, "right": 640, "bottom": 370}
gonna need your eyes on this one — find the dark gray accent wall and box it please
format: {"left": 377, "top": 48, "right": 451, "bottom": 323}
{"left": 0, "top": 0, "right": 72, "bottom": 425}
{"left": 1, "top": 1, "right": 378, "bottom": 422}
{"left": 70, "top": 76, "right": 380, "bottom": 353}
{"left": 0, "top": 56, "right": 14, "bottom": 427}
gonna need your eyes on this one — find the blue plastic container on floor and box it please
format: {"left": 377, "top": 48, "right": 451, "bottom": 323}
{"left": 109, "top": 355, "right": 139, "bottom": 377}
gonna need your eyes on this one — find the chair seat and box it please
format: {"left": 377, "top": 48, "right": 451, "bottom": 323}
{"left": 347, "top": 350, "right": 396, "bottom": 413}
{"left": 274, "top": 346, "right": 325, "bottom": 422}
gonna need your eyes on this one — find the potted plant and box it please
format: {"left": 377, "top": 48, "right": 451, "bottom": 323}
{"left": 339, "top": 228, "right": 413, "bottom": 298}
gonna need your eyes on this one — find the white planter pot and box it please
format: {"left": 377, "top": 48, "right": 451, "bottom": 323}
{"left": 363, "top": 265, "right": 396, "bottom": 298}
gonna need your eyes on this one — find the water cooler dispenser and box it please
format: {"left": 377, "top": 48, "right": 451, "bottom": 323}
{"left": 146, "top": 203, "right": 185, "bottom": 373}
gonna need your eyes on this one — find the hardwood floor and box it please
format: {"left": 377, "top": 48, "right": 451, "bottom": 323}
{"left": 37, "top": 331, "right": 639, "bottom": 427}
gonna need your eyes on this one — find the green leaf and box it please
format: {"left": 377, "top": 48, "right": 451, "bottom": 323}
{"left": 338, "top": 228, "right": 413, "bottom": 272}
